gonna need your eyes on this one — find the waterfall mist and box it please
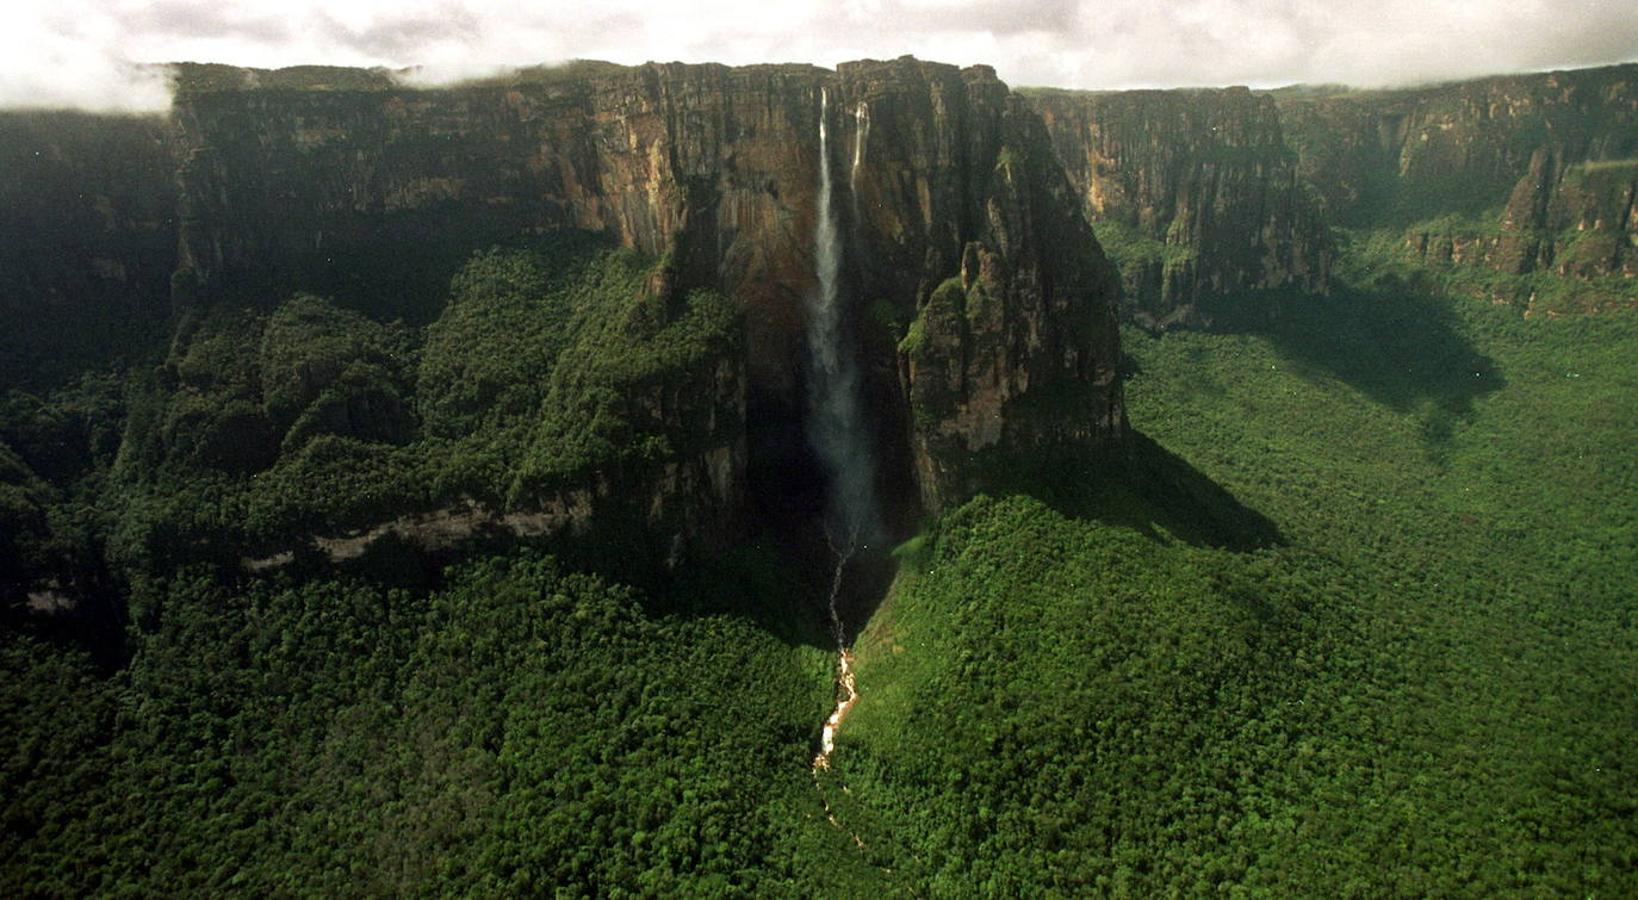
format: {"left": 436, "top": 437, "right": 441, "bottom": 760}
{"left": 850, "top": 100, "right": 870, "bottom": 220}
{"left": 807, "top": 87, "right": 880, "bottom": 554}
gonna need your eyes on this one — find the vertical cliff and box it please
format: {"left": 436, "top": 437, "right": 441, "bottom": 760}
{"left": 1495, "top": 152, "right": 1636, "bottom": 281}
{"left": 1021, "top": 64, "right": 1635, "bottom": 323}
{"left": 1276, "top": 65, "right": 1636, "bottom": 226}
{"left": 830, "top": 62, "right": 1124, "bottom": 511}
{"left": 163, "top": 57, "right": 1124, "bottom": 528}
{"left": 0, "top": 112, "right": 177, "bottom": 387}
{"left": 1275, "top": 64, "right": 1636, "bottom": 312}
{"left": 1026, "top": 87, "right": 1332, "bottom": 327}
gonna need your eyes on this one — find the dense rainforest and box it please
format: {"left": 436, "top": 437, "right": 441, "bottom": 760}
{"left": 2, "top": 58, "right": 1634, "bottom": 895}
{"left": 832, "top": 258, "right": 1637, "bottom": 894}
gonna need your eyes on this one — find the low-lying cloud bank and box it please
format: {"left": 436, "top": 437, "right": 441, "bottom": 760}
{"left": 4, "top": 0, "right": 1636, "bottom": 112}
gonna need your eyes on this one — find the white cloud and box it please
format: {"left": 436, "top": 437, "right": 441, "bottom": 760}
{"left": 2, "top": 0, "right": 1635, "bottom": 111}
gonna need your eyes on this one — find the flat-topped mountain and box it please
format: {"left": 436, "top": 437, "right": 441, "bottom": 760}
{"left": 3, "top": 51, "right": 1636, "bottom": 899}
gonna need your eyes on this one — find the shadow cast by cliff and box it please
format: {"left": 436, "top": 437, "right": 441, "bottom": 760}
{"left": 1197, "top": 279, "right": 1505, "bottom": 452}
{"left": 656, "top": 528, "right": 897, "bottom": 653}
{"left": 981, "top": 433, "right": 1284, "bottom": 552}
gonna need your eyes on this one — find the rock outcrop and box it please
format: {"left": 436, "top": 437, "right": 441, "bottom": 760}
{"left": 1487, "top": 149, "right": 1637, "bottom": 290}
{"left": 1026, "top": 87, "right": 1332, "bottom": 327}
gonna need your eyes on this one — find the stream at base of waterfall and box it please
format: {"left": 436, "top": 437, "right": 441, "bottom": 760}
{"left": 813, "top": 542, "right": 859, "bottom": 773}
{"left": 811, "top": 545, "right": 867, "bottom": 851}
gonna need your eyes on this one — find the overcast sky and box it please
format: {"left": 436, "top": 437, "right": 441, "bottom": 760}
{"left": 4, "top": 0, "right": 1636, "bottom": 111}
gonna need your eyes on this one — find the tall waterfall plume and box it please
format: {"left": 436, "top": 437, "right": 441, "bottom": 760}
{"left": 850, "top": 100, "right": 870, "bottom": 217}
{"left": 809, "top": 92, "right": 887, "bottom": 837}
{"left": 807, "top": 87, "right": 880, "bottom": 554}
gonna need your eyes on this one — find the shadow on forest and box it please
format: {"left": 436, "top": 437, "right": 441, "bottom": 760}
{"left": 1196, "top": 278, "right": 1505, "bottom": 450}
{"left": 986, "top": 433, "right": 1286, "bottom": 553}
{"left": 662, "top": 381, "right": 1294, "bottom": 652}
{"left": 660, "top": 427, "right": 1286, "bottom": 653}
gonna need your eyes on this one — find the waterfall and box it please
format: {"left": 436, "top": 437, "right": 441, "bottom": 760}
{"left": 808, "top": 93, "right": 890, "bottom": 868}
{"left": 851, "top": 100, "right": 870, "bottom": 216}
{"left": 808, "top": 86, "right": 877, "bottom": 778}
{"left": 807, "top": 87, "right": 879, "bottom": 554}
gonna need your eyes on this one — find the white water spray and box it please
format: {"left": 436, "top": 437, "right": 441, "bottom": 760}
{"left": 808, "top": 87, "right": 879, "bottom": 552}
{"left": 851, "top": 100, "right": 870, "bottom": 217}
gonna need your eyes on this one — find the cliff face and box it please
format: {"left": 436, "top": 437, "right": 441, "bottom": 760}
{"left": 1027, "top": 87, "right": 1332, "bottom": 327}
{"left": 830, "top": 61, "right": 1124, "bottom": 515}
{"left": 165, "top": 57, "right": 1124, "bottom": 526}
{"left": 838, "top": 67, "right": 1124, "bottom": 510}
{"left": 168, "top": 61, "right": 821, "bottom": 379}
{"left": 1022, "top": 64, "right": 1635, "bottom": 323}
{"left": 1276, "top": 65, "right": 1636, "bottom": 226}
{"left": 1495, "top": 152, "right": 1637, "bottom": 280}
{"left": 1276, "top": 64, "right": 1637, "bottom": 310}
{"left": 0, "top": 112, "right": 177, "bottom": 387}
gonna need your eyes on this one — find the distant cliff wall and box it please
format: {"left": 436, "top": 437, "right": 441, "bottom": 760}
{"left": 1275, "top": 65, "right": 1636, "bottom": 227}
{"left": 1026, "top": 87, "right": 1332, "bottom": 327}
{"left": 1026, "top": 64, "right": 1635, "bottom": 322}
{"left": 1276, "top": 64, "right": 1637, "bottom": 311}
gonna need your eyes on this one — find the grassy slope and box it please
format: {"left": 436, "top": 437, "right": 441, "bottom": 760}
{"left": 835, "top": 293, "right": 1637, "bottom": 893}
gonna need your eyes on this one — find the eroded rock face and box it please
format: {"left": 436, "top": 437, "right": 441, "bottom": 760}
{"left": 1276, "top": 64, "right": 1637, "bottom": 310}
{"left": 1277, "top": 66, "right": 1637, "bottom": 227}
{"left": 836, "top": 64, "right": 1125, "bottom": 513}
{"left": 1026, "top": 87, "right": 1332, "bottom": 327}
{"left": 169, "top": 56, "right": 1126, "bottom": 525}
{"left": 1493, "top": 148, "right": 1637, "bottom": 283}
{"left": 1024, "top": 64, "right": 1635, "bottom": 322}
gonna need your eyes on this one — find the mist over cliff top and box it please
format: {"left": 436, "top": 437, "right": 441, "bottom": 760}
{"left": 4, "top": 0, "right": 1637, "bottom": 112}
